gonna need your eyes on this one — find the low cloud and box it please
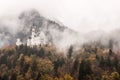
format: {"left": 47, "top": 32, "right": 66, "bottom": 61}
{"left": 0, "top": 9, "right": 120, "bottom": 53}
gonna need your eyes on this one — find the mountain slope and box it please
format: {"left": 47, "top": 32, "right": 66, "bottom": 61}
{"left": 0, "top": 9, "right": 77, "bottom": 48}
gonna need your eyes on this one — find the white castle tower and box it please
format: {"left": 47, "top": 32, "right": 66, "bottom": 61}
{"left": 27, "top": 38, "right": 31, "bottom": 46}
{"left": 16, "top": 38, "right": 22, "bottom": 46}
{"left": 31, "top": 28, "right": 36, "bottom": 38}
{"left": 26, "top": 28, "right": 46, "bottom": 47}
{"left": 39, "top": 31, "right": 46, "bottom": 45}
{"left": 16, "top": 28, "right": 47, "bottom": 47}
{"left": 30, "top": 28, "right": 36, "bottom": 46}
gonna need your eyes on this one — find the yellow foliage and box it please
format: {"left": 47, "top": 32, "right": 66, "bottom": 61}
{"left": 89, "top": 55, "right": 96, "bottom": 61}
{"left": 111, "top": 72, "right": 120, "bottom": 80}
{"left": 40, "top": 74, "right": 53, "bottom": 80}
{"left": 18, "top": 54, "right": 24, "bottom": 61}
{"left": 37, "top": 59, "right": 54, "bottom": 73}
{"left": 24, "top": 56, "right": 32, "bottom": 63}
{"left": 54, "top": 77, "right": 64, "bottom": 80}
{"left": 17, "top": 75, "right": 25, "bottom": 80}
{"left": 101, "top": 71, "right": 111, "bottom": 80}
{"left": 64, "top": 74, "right": 73, "bottom": 80}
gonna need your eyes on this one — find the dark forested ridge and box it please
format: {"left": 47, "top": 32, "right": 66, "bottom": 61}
{"left": 0, "top": 44, "right": 120, "bottom": 80}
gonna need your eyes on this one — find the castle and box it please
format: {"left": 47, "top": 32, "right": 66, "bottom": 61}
{"left": 16, "top": 28, "right": 46, "bottom": 47}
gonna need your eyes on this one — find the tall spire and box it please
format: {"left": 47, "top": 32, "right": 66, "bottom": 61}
{"left": 31, "top": 28, "right": 36, "bottom": 38}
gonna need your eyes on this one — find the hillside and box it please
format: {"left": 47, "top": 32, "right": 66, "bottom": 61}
{"left": 0, "top": 9, "right": 77, "bottom": 47}
{"left": 0, "top": 44, "right": 120, "bottom": 80}
{"left": 1, "top": 9, "right": 120, "bottom": 80}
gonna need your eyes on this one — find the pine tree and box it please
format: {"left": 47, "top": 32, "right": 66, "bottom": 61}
{"left": 78, "top": 59, "right": 92, "bottom": 80}
{"left": 67, "top": 46, "right": 73, "bottom": 59}
{"left": 71, "top": 58, "right": 79, "bottom": 75}
{"left": 67, "top": 46, "right": 73, "bottom": 74}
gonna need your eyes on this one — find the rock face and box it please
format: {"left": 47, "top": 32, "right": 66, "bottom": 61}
{"left": 17, "top": 9, "right": 72, "bottom": 44}
{"left": 19, "top": 9, "right": 45, "bottom": 34}
{"left": 19, "top": 9, "right": 67, "bottom": 32}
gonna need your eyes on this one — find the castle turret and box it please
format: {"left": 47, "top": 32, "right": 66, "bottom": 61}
{"left": 39, "top": 31, "right": 46, "bottom": 45}
{"left": 27, "top": 37, "right": 31, "bottom": 46}
{"left": 16, "top": 28, "right": 48, "bottom": 47}
{"left": 16, "top": 38, "right": 22, "bottom": 46}
{"left": 31, "top": 28, "right": 36, "bottom": 38}
{"left": 30, "top": 28, "right": 36, "bottom": 47}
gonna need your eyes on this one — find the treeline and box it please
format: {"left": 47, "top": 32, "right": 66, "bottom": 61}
{"left": 0, "top": 44, "right": 120, "bottom": 80}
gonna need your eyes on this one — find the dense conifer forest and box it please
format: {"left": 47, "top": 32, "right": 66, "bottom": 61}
{"left": 0, "top": 44, "right": 120, "bottom": 80}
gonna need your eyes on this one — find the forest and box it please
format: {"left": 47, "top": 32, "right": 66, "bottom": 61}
{"left": 0, "top": 43, "right": 120, "bottom": 80}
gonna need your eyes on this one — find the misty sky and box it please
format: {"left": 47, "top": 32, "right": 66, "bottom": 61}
{"left": 0, "top": 0, "right": 120, "bottom": 33}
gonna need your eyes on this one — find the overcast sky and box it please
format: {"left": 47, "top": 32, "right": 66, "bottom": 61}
{"left": 0, "top": 0, "right": 120, "bottom": 33}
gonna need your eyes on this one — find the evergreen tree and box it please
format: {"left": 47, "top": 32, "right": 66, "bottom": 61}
{"left": 99, "top": 56, "right": 105, "bottom": 69}
{"left": 53, "top": 58, "right": 65, "bottom": 76}
{"left": 67, "top": 46, "right": 73, "bottom": 59}
{"left": 71, "top": 58, "right": 79, "bottom": 75}
{"left": 10, "top": 72, "right": 17, "bottom": 80}
{"left": 78, "top": 59, "right": 92, "bottom": 80}
{"left": 67, "top": 46, "right": 73, "bottom": 74}
{"left": 109, "top": 49, "right": 113, "bottom": 56}
{"left": 39, "top": 48, "right": 45, "bottom": 58}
